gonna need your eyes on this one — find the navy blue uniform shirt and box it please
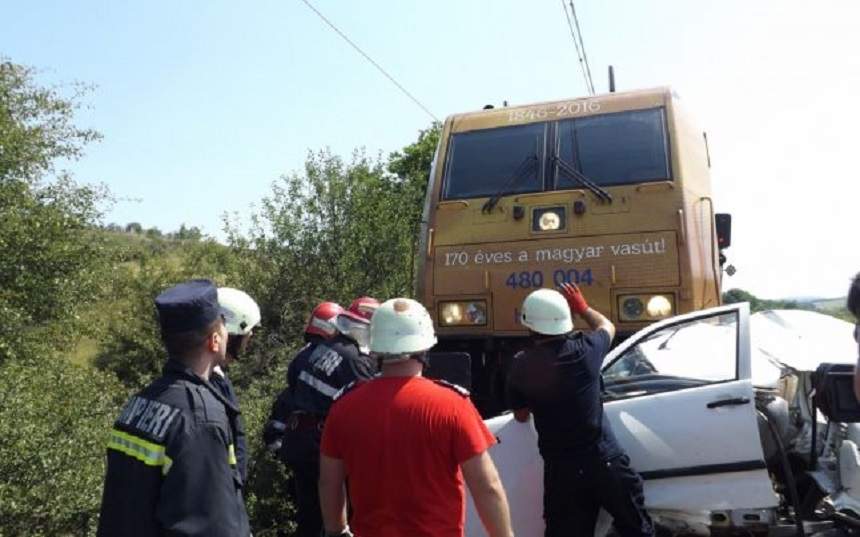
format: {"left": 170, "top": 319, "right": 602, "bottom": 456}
{"left": 211, "top": 369, "right": 248, "bottom": 484}
{"left": 97, "top": 359, "right": 250, "bottom": 537}
{"left": 285, "top": 335, "right": 376, "bottom": 417}
{"left": 507, "top": 330, "right": 622, "bottom": 461}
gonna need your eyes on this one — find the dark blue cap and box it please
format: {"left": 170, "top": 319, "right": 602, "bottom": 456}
{"left": 155, "top": 279, "right": 226, "bottom": 334}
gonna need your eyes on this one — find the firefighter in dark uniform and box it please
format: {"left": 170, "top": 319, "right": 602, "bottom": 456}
{"left": 263, "top": 301, "right": 375, "bottom": 537}
{"left": 507, "top": 283, "right": 654, "bottom": 537}
{"left": 211, "top": 286, "right": 262, "bottom": 484}
{"left": 97, "top": 279, "right": 250, "bottom": 537}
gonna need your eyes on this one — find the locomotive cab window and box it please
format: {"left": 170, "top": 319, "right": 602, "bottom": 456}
{"left": 443, "top": 123, "right": 546, "bottom": 200}
{"left": 557, "top": 107, "right": 670, "bottom": 188}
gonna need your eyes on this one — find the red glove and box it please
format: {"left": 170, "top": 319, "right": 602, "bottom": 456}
{"left": 560, "top": 282, "right": 589, "bottom": 316}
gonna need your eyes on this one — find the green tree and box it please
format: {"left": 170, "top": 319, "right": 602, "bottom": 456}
{"left": 172, "top": 223, "right": 203, "bottom": 241}
{"left": 0, "top": 59, "right": 108, "bottom": 364}
{"left": 226, "top": 148, "right": 420, "bottom": 341}
{"left": 387, "top": 122, "right": 440, "bottom": 214}
{"left": 145, "top": 226, "right": 163, "bottom": 238}
{"left": 722, "top": 288, "right": 761, "bottom": 310}
{"left": 0, "top": 58, "right": 122, "bottom": 536}
{"left": 723, "top": 288, "right": 801, "bottom": 313}
{"left": 0, "top": 60, "right": 100, "bottom": 184}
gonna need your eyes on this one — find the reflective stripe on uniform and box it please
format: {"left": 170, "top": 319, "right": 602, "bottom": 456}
{"left": 269, "top": 419, "right": 287, "bottom": 431}
{"left": 298, "top": 370, "right": 338, "bottom": 397}
{"left": 228, "top": 443, "right": 237, "bottom": 466}
{"left": 107, "top": 429, "right": 173, "bottom": 476}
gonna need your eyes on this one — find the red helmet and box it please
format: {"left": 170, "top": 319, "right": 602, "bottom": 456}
{"left": 305, "top": 302, "right": 344, "bottom": 338}
{"left": 348, "top": 296, "right": 380, "bottom": 321}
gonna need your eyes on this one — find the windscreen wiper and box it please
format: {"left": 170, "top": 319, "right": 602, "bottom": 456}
{"left": 481, "top": 154, "right": 538, "bottom": 214}
{"left": 552, "top": 156, "right": 612, "bottom": 204}
{"left": 657, "top": 326, "right": 682, "bottom": 350}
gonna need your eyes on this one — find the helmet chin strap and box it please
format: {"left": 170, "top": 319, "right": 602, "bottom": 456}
{"left": 375, "top": 352, "right": 429, "bottom": 371}
{"left": 226, "top": 333, "right": 248, "bottom": 361}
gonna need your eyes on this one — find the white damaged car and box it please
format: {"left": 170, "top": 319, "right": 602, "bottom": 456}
{"left": 465, "top": 303, "right": 860, "bottom": 536}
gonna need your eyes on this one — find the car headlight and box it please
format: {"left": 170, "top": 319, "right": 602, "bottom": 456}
{"left": 618, "top": 294, "right": 674, "bottom": 321}
{"left": 532, "top": 207, "right": 565, "bottom": 232}
{"left": 438, "top": 301, "right": 488, "bottom": 326}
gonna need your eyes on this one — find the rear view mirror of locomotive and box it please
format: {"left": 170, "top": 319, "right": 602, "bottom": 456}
{"left": 416, "top": 88, "right": 728, "bottom": 416}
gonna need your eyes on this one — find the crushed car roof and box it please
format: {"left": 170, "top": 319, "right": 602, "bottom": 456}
{"left": 751, "top": 309, "right": 855, "bottom": 387}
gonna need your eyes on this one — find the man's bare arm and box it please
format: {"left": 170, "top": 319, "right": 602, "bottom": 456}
{"left": 579, "top": 307, "right": 615, "bottom": 342}
{"left": 462, "top": 451, "right": 514, "bottom": 537}
{"left": 559, "top": 282, "right": 615, "bottom": 342}
{"left": 319, "top": 454, "right": 348, "bottom": 534}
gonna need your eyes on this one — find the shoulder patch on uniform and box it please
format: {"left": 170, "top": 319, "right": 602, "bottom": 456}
{"left": 431, "top": 378, "right": 470, "bottom": 397}
{"left": 115, "top": 395, "right": 182, "bottom": 443}
{"left": 332, "top": 380, "right": 362, "bottom": 402}
{"left": 309, "top": 344, "right": 344, "bottom": 376}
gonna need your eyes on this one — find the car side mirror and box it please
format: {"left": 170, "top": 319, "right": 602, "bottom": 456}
{"left": 715, "top": 213, "right": 731, "bottom": 249}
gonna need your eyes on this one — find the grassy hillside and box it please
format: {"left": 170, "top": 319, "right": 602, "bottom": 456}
{"left": 725, "top": 289, "right": 854, "bottom": 322}
{"left": 71, "top": 229, "right": 230, "bottom": 365}
{"left": 813, "top": 297, "right": 848, "bottom": 312}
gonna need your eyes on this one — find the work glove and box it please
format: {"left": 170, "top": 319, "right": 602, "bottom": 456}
{"left": 559, "top": 282, "right": 589, "bottom": 316}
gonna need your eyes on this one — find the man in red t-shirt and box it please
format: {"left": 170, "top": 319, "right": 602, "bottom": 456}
{"left": 319, "top": 298, "right": 513, "bottom": 537}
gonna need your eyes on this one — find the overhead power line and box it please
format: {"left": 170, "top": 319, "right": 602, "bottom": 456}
{"left": 560, "top": 0, "right": 595, "bottom": 95}
{"left": 298, "top": 0, "right": 440, "bottom": 122}
{"left": 569, "top": 0, "right": 595, "bottom": 95}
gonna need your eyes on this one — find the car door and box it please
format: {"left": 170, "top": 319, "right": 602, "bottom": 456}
{"left": 601, "top": 303, "right": 778, "bottom": 512}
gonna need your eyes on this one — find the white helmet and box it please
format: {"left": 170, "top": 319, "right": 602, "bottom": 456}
{"left": 370, "top": 298, "right": 437, "bottom": 358}
{"left": 218, "top": 287, "right": 262, "bottom": 335}
{"left": 520, "top": 289, "right": 573, "bottom": 336}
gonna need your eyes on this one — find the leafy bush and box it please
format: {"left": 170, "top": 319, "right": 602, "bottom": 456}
{"left": 235, "top": 361, "right": 296, "bottom": 537}
{"left": 0, "top": 358, "right": 126, "bottom": 536}
{"left": 225, "top": 145, "right": 431, "bottom": 341}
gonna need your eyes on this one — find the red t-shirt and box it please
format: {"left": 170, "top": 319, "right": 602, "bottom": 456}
{"left": 320, "top": 376, "right": 496, "bottom": 537}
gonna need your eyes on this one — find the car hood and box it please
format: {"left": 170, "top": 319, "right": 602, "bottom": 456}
{"left": 751, "top": 309, "right": 856, "bottom": 387}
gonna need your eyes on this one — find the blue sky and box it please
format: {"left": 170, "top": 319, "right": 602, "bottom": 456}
{"left": 3, "top": 1, "right": 859, "bottom": 298}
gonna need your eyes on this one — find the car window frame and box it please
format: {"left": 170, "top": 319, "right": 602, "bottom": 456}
{"left": 601, "top": 304, "right": 748, "bottom": 401}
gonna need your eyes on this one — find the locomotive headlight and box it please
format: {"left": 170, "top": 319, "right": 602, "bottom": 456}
{"left": 646, "top": 295, "right": 673, "bottom": 318}
{"left": 532, "top": 207, "right": 566, "bottom": 232}
{"left": 440, "top": 302, "right": 463, "bottom": 325}
{"left": 539, "top": 211, "right": 561, "bottom": 230}
{"left": 618, "top": 294, "right": 675, "bottom": 321}
{"left": 439, "top": 301, "right": 488, "bottom": 326}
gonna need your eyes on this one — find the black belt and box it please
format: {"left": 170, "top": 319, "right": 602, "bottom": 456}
{"left": 287, "top": 412, "right": 324, "bottom": 432}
